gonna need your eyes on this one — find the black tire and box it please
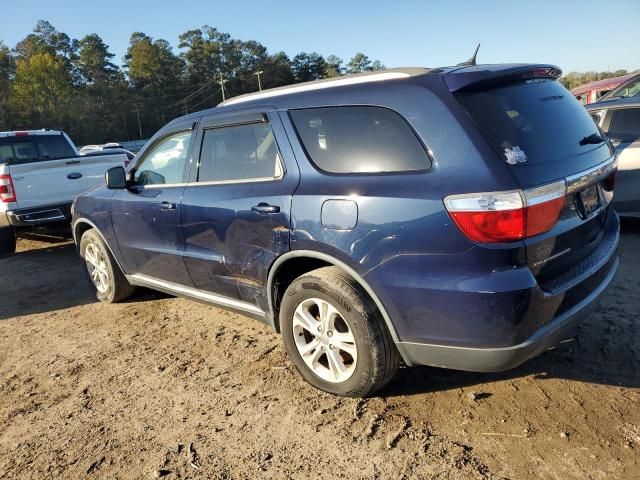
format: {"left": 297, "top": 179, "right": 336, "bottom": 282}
{"left": 0, "top": 226, "right": 16, "bottom": 258}
{"left": 280, "top": 266, "right": 400, "bottom": 397}
{"left": 79, "top": 229, "right": 136, "bottom": 303}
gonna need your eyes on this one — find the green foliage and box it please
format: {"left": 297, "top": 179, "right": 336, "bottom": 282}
{"left": 76, "top": 34, "right": 118, "bottom": 84}
{"left": 0, "top": 41, "right": 15, "bottom": 127}
{"left": 0, "top": 20, "right": 388, "bottom": 143}
{"left": 324, "top": 55, "right": 343, "bottom": 78}
{"left": 346, "top": 53, "right": 372, "bottom": 73}
{"left": 10, "top": 52, "right": 72, "bottom": 129}
{"left": 292, "top": 52, "right": 327, "bottom": 82}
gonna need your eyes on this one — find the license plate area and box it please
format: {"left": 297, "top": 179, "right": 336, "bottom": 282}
{"left": 577, "top": 184, "right": 601, "bottom": 218}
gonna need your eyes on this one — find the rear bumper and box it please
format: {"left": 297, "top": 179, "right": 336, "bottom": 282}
{"left": 5, "top": 203, "right": 72, "bottom": 227}
{"left": 396, "top": 254, "right": 618, "bottom": 371}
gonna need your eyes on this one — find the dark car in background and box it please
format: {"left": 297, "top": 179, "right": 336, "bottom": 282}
{"left": 72, "top": 64, "right": 619, "bottom": 397}
{"left": 587, "top": 98, "right": 640, "bottom": 217}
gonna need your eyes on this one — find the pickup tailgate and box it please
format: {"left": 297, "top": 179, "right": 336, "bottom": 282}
{"left": 10, "top": 154, "right": 125, "bottom": 210}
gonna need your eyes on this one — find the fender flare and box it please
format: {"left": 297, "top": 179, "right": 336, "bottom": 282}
{"left": 267, "top": 250, "right": 402, "bottom": 345}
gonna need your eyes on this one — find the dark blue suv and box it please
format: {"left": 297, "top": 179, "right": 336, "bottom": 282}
{"left": 72, "top": 64, "right": 620, "bottom": 397}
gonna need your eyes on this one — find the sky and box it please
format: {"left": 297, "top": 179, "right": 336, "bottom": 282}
{"left": 2, "top": 0, "right": 639, "bottom": 74}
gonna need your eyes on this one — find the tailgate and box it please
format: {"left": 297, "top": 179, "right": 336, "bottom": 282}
{"left": 453, "top": 73, "right": 618, "bottom": 288}
{"left": 10, "top": 154, "right": 125, "bottom": 210}
{"left": 524, "top": 159, "right": 618, "bottom": 291}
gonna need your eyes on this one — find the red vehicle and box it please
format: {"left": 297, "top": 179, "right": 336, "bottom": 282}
{"left": 571, "top": 73, "right": 636, "bottom": 104}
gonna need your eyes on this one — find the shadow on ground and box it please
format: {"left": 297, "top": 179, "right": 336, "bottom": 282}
{"left": 0, "top": 239, "right": 167, "bottom": 320}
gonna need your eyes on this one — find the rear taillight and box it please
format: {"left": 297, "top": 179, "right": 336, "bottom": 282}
{"left": 445, "top": 180, "right": 566, "bottom": 243}
{"left": 0, "top": 174, "right": 17, "bottom": 203}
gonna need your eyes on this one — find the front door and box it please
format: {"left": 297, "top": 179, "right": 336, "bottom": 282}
{"left": 180, "top": 108, "right": 299, "bottom": 311}
{"left": 111, "top": 126, "right": 195, "bottom": 286}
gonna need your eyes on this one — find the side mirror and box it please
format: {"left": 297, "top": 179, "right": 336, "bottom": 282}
{"left": 105, "top": 166, "right": 127, "bottom": 189}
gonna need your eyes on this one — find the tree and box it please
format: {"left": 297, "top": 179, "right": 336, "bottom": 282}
{"left": 124, "top": 32, "right": 183, "bottom": 90}
{"left": 10, "top": 52, "right": 72, "bottom": 128}
{"left": 371, "top": 60, "right": 385, "bottom": 71}
{"left": 75, "top": 34, "right": 117, "bottom": 84}
{"left": 261, "top": 51, "right": 294, "bottom": 89}
{"left": 291, "top": 52, "right": 326, "bottom": 82}
{"left": 0, "top": 42, "right": 15, "bottom": 128}
{"left": 346, "top": 53, "right": 372, "bottom": 73}
{"left": 124, "top": 32, "right": 185, "bottom": 137}
{"left": 324, "top": 55, "right": 343, "bottom": 78}
{"left": 14, "top": 21, "right": 77, "bottom": 77}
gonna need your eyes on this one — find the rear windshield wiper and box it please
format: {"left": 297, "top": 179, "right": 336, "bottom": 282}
{"left": 579, "top": 133, "right": 605, "bottom": 146}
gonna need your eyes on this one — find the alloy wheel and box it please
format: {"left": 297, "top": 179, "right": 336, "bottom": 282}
{"left": 292, "top": 297, "right": 358, "bottom": 383}
{"left": 84, "top": 243, "right": 109, "bottom": 293}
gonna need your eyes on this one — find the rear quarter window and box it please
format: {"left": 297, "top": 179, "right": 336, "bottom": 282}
{"left": 289, "top": 106, "right": 430, "bottom": 174}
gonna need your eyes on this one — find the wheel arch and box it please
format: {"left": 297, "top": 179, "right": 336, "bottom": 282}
{"left": 72, "top": 218, "right": 127, "bottom": 274}
{"left": 267, "top": 250, "right": 403, "bottom": 351}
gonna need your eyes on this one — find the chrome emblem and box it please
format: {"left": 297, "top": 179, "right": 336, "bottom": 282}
{"left": 67, "top": 172, "right": 82, "bottom": 180}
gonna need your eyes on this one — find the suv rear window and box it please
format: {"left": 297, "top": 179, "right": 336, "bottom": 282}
{"left": 289, "top": 106, "right": 430, "bottom": 174}
{"left": 0, "top": 135, "right": 76, "bottom": 165}
{"left": 456, "top": 80, "right": 604, "bottom": 165}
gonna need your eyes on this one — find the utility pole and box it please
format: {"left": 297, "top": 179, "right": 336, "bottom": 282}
{"left": 218, "top": 72, "right": 228, "bottom": 102}
{"left": 134, "top": 105, "right": 143, "bottom": 139}
{"left": 254, "top": 70, "right": 264, "bottom": 91}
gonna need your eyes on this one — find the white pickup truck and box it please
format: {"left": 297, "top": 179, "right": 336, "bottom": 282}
{"left": 0, "top": 130, "right": 127, "bottom": 256}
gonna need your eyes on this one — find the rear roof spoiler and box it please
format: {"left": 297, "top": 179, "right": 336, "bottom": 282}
{"left": 443, "top": 64, "right": 562, "bottom": 92}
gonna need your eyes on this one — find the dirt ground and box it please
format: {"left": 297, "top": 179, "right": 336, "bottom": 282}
{"left": 1, "top": 225, "right": 639, "bottom": 480}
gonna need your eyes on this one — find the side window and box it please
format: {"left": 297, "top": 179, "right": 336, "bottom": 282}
{"left": 289, "top": 106, "right": 431, "bottom": 174}
{"left": 0, "top": 144, "right": 13, "bottom": 163}
{"left": 607, "top": 108, "right": 640, "bottom": 143}
{"left": 36, "top": 135, "right": 76, "bottom": 160}
{"left": 12, "top": 141, "right": 39, "bottom": 163}
{"left": 133, "top": 131, "right": 192, "bottom": 186}
{"left": 198, "top": 122, "right": 283, "bottom": 182}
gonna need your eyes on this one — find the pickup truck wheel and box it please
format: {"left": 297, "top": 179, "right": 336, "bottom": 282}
{"left": 280, "top": 266, "right": 400, "bottom": 397}
{"left": 0, "top": 226, "right": 16, "bottom": 257}
{"left": 80, "top": 229, "right": 135, "bottom": 303}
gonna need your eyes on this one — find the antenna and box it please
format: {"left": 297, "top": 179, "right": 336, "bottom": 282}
{"left": 457, "top": 44, "right": 480, "bottom": 67}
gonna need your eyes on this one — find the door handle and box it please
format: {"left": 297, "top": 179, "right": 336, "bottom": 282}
{"left": 251, "top": 203, "right": 280, "bottom": 214}
{"left": 159, "top": 201, "right": 176, "bottom": 211}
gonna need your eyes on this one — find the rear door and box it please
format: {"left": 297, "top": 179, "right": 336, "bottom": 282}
{"left": 180, "top": 107, "right": 299, "bottom": 310}
{"left": 0, "top": 134, "right": 125, "bottom": 209}
{"left": 454, "top": 77, "right": 616, "bottom": 286}
{"left": 603, "top": 107, "right": 640, "bottom": 214}
{"left": 110, "top": 123, "right": 195, "bottom": 286}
